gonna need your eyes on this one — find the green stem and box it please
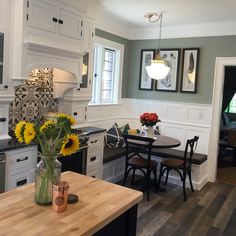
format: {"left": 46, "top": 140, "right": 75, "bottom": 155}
{"left": 35, "top": 156, "right": 59, "bottom": 204}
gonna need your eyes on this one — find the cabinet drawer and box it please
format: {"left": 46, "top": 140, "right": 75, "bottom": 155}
{"left": 8, "top": 169, "right": 35, "bottom": 191}
{"left": 6, "top": 147, "right": 37, "bottom": 171}
{"left": 88, "top": 135, "right": 103, "bottom": 150}
{"left": 87, "top": 153, "right": 101, "bottom": 169}
{"left": 86, "top": 167, "right": 100, "bottom": 179}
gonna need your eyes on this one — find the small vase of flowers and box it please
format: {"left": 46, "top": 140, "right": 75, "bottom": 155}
{"left": 140, "top": 112, "right": 160, "bottom": 137}
{"left": 14, "top": 113, "right": 80, "bottom": 205}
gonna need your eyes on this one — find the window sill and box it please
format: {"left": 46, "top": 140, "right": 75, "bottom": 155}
{"left": 88, "top": 102, "right": 122, "bottom": 107}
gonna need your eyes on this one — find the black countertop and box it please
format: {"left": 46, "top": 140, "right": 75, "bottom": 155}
{"left": 0, "top": 138, "right": 36, "bottom": 153}
{"left": 76, "top": 126, "right": 106, "bottom": 135}
{"left": 0, "top": 126, "right": 105, "bottom": 153}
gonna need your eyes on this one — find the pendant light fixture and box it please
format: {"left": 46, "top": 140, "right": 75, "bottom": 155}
{"left": 145, "top": 12, "right": 171, "bottom": 80}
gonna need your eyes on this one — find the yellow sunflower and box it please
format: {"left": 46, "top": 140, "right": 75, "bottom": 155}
{"left": 40, "top": 120, "right": 56, "bottom": 133}
{"left": 14, "top": 121, "right": 27, "bottom": 143}
{"left": 24, "top": 122, "right": 36, "bottom": 145}
{"left": 58, "top": 113, "right": 76, "bottom": 125}
{"left": 60, "top": 134, "right": 80, "bottom": 156}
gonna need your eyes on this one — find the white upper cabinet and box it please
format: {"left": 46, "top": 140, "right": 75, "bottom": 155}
{"left": 58, "top": 8, "right": 82, "bottom": 40}
{"left": 0, "top": 0, "right": 10, "bottom": 89}
{"left": 78, "top": 18, "right": 95, "bottom": 99}
{"left": 25, "top": 0, "right": 83, "bottom": 51}
{"left": 27, "top": 0, "right": 57, "bottom": 33}
{"left": 83, "top": 19, "right": 94, "bottom": 53}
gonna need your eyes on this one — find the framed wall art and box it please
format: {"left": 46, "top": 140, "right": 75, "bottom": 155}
{"left": 155, "top": 48, "right": 181, "bottom": 92}
{"left": 180, "top": 48, "right": 200, "bottom": 93}
{"left": 139, "top": 49, "right": 155, "bottom": 90}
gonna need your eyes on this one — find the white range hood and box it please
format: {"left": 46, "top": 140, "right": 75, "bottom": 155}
{"left": 24, "top": 42, "right": 83, "bottom": 98}
{"left": 11, "top": 41, "right": 82, "bottom": 98}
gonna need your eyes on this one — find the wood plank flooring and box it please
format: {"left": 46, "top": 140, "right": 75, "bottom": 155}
{"left": 121, "top": 178, "right": 236, "bottom": 236}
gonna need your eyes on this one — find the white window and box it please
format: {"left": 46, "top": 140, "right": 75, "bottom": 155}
{"left": 90, "top": 37, "right": 124, "bottom": 105}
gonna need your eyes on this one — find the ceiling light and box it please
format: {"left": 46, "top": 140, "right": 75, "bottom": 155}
{"left": 145, "top": 12, "right": 171, "bottom": 80}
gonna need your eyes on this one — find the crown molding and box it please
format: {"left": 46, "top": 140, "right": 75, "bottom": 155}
{"left": 94, "top": 17, "right": 236, "bottom": 40}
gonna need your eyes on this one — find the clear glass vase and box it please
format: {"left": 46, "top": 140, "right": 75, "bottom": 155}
{"left": 35, "top": 155, "right": 61, "bottom": 205}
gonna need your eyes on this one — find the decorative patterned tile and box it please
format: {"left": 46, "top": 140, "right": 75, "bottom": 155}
{"left": 9, "top": 68, "right": 58, "bottom": 131}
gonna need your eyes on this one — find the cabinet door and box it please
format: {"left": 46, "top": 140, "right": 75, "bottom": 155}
{"left": 80, "top": 52, "right": 90, "bottom": 88}
{"left": 58, "top": 8, "right": 82, "bottom": 40}
{"left": 27, "top": 0, "right": 57, "bottom": 33}
{"left": 78, "top": 51, "right": 93, "bottom": 98}
{"left": 8, "top": 170, "right": 35, "bottom": 191}
{"left": 0, "top": 33, "right": 3, "bottom": 85}
{"left": 73, "top": 103, "right": 87, "bottom": 123}
{"left": 83, "top": 20, "right": 94, "bottom": 53}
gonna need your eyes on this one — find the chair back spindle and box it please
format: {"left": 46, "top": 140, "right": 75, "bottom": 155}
{"left": 183, "top": 136, "right": 199, "bottom": 168}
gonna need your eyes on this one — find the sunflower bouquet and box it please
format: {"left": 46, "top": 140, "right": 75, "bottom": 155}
{"left": 14, "top": 113, "right": 80, "bottom": 204}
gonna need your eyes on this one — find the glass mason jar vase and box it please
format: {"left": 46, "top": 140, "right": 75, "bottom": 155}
{"left": 35, "top": 155, "right": 61, "bottom": 205}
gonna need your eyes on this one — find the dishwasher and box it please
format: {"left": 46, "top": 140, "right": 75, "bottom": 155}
{"left": 0, "top": 153, "right": 6, "bottom": 193}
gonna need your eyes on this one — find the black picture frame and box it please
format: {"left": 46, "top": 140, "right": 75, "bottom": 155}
{"left": 139, "top": 49, "right": 155, "bottom": 90}
{"left": 155, "top": 48, "right": 181, "bottom": 92}
{"left": 180, "top": 48, "right": 200, "bottom": 93}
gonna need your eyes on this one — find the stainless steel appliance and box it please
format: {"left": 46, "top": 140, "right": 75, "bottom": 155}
{"left": 0, "top": 153, "right": 6, "bottom": 193}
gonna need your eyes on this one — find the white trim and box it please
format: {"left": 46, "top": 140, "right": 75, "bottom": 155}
{"left": 130, "top": 21, "right": 236, "bottom": 40}
{"left": 91, "top": 36, "right": 124, "bottom": 105}
{"left": 208, "top": 57, "right": 236, "bottom": 182}
{"left": 93, "top": 13, "right": 236, "bottom": 40}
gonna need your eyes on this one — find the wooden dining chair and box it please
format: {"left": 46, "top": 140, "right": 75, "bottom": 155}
{"left": 122, "top": 134, "right": 157, "bottom": 201}
{"left": 157, "top": 136, "right": 199, "bottom": 201}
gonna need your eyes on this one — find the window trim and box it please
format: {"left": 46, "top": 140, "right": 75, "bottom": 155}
{"left": 90, "top": 36, "right": 124, "bottom": 105}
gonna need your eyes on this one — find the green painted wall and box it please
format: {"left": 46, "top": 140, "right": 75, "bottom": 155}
{"left": 96, "top": 29, "right": 236, "bottom": 104}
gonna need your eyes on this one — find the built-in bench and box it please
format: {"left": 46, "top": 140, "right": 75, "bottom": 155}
{"left": 103, "top": 146, "right": 208, "bottom": 185}
{"left": 103, "top": 146, "right": 207, "bottom": 165}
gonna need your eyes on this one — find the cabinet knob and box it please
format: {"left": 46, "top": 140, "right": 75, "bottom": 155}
{"left": 52, "top": 17, "right": 58, "bottom": 23}
{"left": 4, "top": 85, "right": 8, "bottom": 89}
{"left": 73, "top": 112, "right": 78, "bottom": 116}
{"left": 58, "top": 19, "right": 63, "bottom": 24}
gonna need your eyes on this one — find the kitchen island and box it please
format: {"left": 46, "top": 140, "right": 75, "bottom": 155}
{"left": 0, "top": 171, "right": 143, "bottom": 236}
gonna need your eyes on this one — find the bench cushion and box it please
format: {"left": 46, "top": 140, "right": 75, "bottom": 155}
{"left": 103, "top": 146, "right": 126, "bottom": 164}
{"left": 103, "top": 146, "right": 207, "bottom": 165}
{"left": 151, "top": 148, "right": 207, "bottom": 165}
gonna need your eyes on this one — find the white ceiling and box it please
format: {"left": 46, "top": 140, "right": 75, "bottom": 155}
{"left": 94, "top": 0, "right": 236, "bottom": 28}
{"left": 88, "top": 0, "right": 236, "bottom": 39}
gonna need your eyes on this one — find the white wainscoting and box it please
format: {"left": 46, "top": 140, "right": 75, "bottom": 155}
{"left": 87, "top": 98, "right": 212, "bottom": 189}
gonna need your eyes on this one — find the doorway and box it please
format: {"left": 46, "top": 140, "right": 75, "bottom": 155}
{"left": 217, "top": 66, "right": 236, "bottom": 184}
{"left": 209, "top": 57, "right": 236, "bottom": 183}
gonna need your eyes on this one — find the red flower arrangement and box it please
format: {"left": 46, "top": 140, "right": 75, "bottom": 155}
{"left": 140, "top": 112, "right": 160, "bottom": 127}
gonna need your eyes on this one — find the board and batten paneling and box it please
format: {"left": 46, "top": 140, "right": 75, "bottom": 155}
{"left": 87, "top": 98, "right": 211, "bottom": 189}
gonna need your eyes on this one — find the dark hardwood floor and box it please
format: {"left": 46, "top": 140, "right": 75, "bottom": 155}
{"left": 121, "top": 177, "right": 236, "bottom": 236}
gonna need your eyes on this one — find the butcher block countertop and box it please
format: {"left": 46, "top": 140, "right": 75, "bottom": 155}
{"left": 0, "top": 171, "right": 143, "bottom": 236}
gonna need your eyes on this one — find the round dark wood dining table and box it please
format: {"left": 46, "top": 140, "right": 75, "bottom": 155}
{"left": 151, "top": 135, "right": 181, "bottom": 149}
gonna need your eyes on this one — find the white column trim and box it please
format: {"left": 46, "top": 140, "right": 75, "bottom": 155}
{"left": 209, "top": 57, "right": 236, "bottom": 182}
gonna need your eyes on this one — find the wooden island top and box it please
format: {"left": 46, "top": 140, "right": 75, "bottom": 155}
{"left": 0, "top": 171, "right": 143, "bottom": 236}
